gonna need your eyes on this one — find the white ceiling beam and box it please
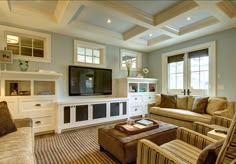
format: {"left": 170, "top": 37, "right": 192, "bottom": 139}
{"left": 80, "top": 0, "right": 154, "bottom": 29}
{"left": 54, "top": 0, "right": 84, "bottom": 25}
{"left": 154, "top": 0, "right": 199, "bottom": 25}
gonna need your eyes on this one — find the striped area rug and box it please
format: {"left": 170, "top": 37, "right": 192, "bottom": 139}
{"left": 35, "top": 126, "right": 116, "bottom": 164}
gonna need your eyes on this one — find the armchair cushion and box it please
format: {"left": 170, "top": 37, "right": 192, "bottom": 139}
{"left": 0, "top": 101, "right": 17, "bottom": 137}
{"left": 197, "top": 139, "right": 224, "bottom": 164}
{"left": 159, "top": 94, "right": 177, "bottom": 108}
{"left": 206, "top": 98, "right": 227, "bottom": 115}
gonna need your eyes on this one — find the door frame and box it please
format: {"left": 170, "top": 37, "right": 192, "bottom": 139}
{"left": 161, "top": 41, "right": 216, "bottom": 96}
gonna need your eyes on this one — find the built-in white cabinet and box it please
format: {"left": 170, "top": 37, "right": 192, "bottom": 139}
{"left": 118, "top": 77, "right": 158, "bottom": 117}
{"left": 56, "top": 98, "right": 128, "bottom": 133}
{"left": 0, "top": 71, "right": 62, "bottom": 134}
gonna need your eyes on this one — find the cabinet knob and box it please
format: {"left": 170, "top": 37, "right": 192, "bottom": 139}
{"left": 135, "top": 108, "right": 137, "bottom": 111}
{"left": 35, "top": 121, "right": 41, "bottom": 124}
{"left": 149, "top": 97, "right": 151, "bottom": 99}
{"left": 35, "top": 104, "right": 41, "bottom": 107}
{"left": 135, "top": 98, "right": 137, "bottom": 100}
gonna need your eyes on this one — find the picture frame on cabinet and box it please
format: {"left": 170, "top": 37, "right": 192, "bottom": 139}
{"left": 0, "top": 50, "right": 13, "bottom": 64}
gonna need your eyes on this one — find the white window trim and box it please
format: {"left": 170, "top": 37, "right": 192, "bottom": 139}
{"left": 74, "top": 40, "right": 106, "bottom": 68}
{"left": 120, "top": 49, "right": 142, "bottom": 71}
{"left": 0, "top": 25, "right": 51, "bottom": 63}
{"left": 162, "top": 41, "right": 216, "bottom": 96}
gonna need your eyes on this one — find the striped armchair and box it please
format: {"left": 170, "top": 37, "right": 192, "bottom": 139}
{"left": 193, "top": 115, "right": 232, "bottom": 135}
{"left": 137, "top": 113, "right": 236, "bottom": 164}
{"left": 137, "top": 127, "right": 216, "bottom": 164}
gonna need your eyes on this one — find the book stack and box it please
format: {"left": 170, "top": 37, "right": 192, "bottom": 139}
{"left": 136, "top": 119, "right": 154, "bottom": 126}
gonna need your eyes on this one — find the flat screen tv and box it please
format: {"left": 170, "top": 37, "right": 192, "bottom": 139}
{"left": 69, "top": 66, "right": 112, "bottom": 96}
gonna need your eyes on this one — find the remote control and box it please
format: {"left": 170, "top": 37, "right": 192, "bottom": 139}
{"left": 214, "top": 129, "right": 227, "bottom": 134}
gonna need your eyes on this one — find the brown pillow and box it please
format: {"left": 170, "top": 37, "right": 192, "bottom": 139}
{"left": 159, "top": 94, "right": 177, "bottom": 108}
{"left": 206, "top": 98, "right": 227, "bottom": 115}
{"left": 192, "top": 97, "right": 209, "bottom": 114}
{"left": 0, "top": 101, "right": 17, "bottom": 137}
{"left": 197, "top": 139, "right": 224, "bottom": 164}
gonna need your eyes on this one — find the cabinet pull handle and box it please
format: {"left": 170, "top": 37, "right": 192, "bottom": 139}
{"left": 135, "top": 98, "right": 137, "bottom": 100}
{"left": 35, "top": 121, "right": 41, "bottom": 124}
{"left": 35, "top": 104, "right": 41, "bottom": 107}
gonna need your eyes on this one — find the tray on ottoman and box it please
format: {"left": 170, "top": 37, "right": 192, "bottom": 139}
{"left": 115, "top": 119, "right": 159, "bottom": 135}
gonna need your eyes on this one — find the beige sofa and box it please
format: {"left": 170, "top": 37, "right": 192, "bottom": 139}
{"left": 0, "top": 118, "right": 35, "bottom": 164}
{"left": 148, "top": 95, "right": 235, "bottom": 129}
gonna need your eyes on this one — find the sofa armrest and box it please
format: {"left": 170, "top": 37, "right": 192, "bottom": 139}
{"left": 14, "top": 118, "right": 32, "bottom": 128}
{"left": 192, "top": 121, "right": 215, "bottom": 135}
{"left": 214, "top": 101, "right": 235, "bottom": 119}
{"left": 137, "top": 139, "right": 182, "bottom": 164}
{"left": 212, "top": 115, "right": 232, "bottom": 128}
{"left": 177, "top": 127, "right": 216, "bottom": 150}
{"left": 148, "top": 102, "right": 156, "bottom": 114}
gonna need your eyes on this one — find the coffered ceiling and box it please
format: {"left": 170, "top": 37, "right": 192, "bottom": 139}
{"left": 0, "top": 0, "right": 236, "bottom": 52}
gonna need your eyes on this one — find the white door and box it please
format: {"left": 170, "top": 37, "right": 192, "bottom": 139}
{"left": 167, "top": 49, "right": 209, "bottom": 96}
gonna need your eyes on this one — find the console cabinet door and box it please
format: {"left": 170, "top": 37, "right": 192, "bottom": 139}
{"left": 110, "top": 102, "right": 120, "bottom": 117}
{"left": 92, "top": 103, "right": 107, "bottom": 119}
{"left": 75, "top": 105, "right": 88, "bottom": 122}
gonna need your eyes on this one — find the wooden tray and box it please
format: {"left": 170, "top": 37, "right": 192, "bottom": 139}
{"left": 115, "top": 119, "right": 159, "bottom": 135}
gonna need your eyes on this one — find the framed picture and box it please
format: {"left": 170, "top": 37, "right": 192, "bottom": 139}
{"left": 0, "top": 50, "right": 13, "bottom": 64}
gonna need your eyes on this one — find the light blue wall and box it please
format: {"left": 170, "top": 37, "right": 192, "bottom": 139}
{"left": 5, "top": 31, "right": 148, "bottom": 100}
{"left": 148, "top": 28, "right": 236, "bottom": 100}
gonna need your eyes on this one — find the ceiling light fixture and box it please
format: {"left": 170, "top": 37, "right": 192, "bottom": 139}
{"left": 149, "top": 34, "right": 153, "bottom": 37}
{"left": 187, "top": 17, "right": 191, "bottom": 21}
{"left": 107, "top": 19, "right": 111, "bottom": 24}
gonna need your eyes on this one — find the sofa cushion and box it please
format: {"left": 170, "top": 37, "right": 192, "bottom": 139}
{"left": 206, "top": 98, "right": 227, "bottom": 115}
{"left": 161, "top": 139, "right": 201, "bottom": 164}
{"left": 192, "top": 97, "right": 209, "bottom": 114}
{"left": 0, "top": 127, "right": 34, "bottom": 163}
{"left": 197, "top": 139, "right": 224, "bottom": 164}
{"left": 150, "top": 107, "right": 212, "bottom": 123}
{"left": 187, "top": 96, "right": 195, "bottom": 111}
{"left": 0, "top": 101, "right": 17, "bottom": 137}
{"left": 177, "top": 96, "right": 188, "bottom": 110}
{"left": 160, "top": 94, "right": 177, "bottom": 108}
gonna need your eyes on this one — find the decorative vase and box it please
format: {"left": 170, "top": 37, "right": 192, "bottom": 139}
{"left": 127, "top": 68, "right": 130, "bottom": 77}
{"left": 19, "top": 60, "right": 29, "bottom": 72}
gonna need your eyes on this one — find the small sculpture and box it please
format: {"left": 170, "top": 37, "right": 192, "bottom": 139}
{"left": 19, "top": 60, "right": 29, "bottom": 71}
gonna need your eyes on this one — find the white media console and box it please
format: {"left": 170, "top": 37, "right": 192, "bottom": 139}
{"left": 56, "top": 97, "right": 128, "bottom": 133}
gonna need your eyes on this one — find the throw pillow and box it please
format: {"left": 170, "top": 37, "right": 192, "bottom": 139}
{"left": 206, "top": 98, "right": 227, "bottom": 115}
{"left": 197, "top": 139, "right": 224, "bottom": 164}
{"left": 0, "top": 101, "right": 17, "bottom": 137}
{"left": 176, "top": 96, "right": 188, "bottom": 110}
{"left": 192, "top": 97, "right": 209, "bottom": 114}
{"left": 187, "top": 96, "right": 195, "bottom": 111}
{"left": 159, "top": 94, "right": 177, "bottom": 108}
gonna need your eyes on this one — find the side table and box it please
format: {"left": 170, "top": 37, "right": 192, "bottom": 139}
{"left": 207, "top": 129, "right": 226, "bottom": 140}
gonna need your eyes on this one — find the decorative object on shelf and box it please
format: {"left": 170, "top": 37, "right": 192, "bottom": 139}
{"left": 0, "top": 50, "right": 13, "bottom": 71}
{"left": 19, "top": 60, "right": 29, "bottom": 72}
{"left": 142, "top": 67, "right": 149, "bottom": 77}
{"left": 136, "top": 73, "right": 143, "bottom": 78}
{"left": 126, "top": 60, "right": 132, "bottom": 77}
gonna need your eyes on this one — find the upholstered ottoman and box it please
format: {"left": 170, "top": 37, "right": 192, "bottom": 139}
{"left": 98, "top": 121, "right": 177, "bottom": 164}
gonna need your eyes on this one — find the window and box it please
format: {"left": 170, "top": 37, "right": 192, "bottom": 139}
{"left": 120, "top": 49, "right": 142, "bottom": 70}
{"left": 74, "top": 40, "right": 106, "bottom": 67}
{"left": 2, "top": 25, "right": 51, "bottom": 63}
{"left": 162, "top": 41, "right": 216, "bottom": 96}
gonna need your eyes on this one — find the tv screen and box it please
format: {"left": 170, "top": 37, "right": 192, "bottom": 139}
{"left": 69, "top": 66, "right": 112, "bottom": 96}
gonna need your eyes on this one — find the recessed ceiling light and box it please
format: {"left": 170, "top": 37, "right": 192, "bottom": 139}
{"left": 149, "top": 34, "right": 153, "bottom": 37}
{"left": 107, "top": 19, "right": 111, "bottom": 24}
{"left": 187, "top": 17, "right": 191, "bottom": 21}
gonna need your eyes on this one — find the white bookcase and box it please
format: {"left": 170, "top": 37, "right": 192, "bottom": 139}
{"left": 117, "top": 77, "right": 158, "bottom": 117}
{"left": 0, "top": 71, "right": 62, "bottom": 134}
{"left": 56, "top": 97, "right": 128, "bottom": 133}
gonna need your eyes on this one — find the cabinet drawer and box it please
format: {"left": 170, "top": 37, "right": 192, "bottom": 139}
{"left": 20, "top": 99, "right": 54, "bottom": 112}
{"left": 33, "top": 116, "right": 54, "bottom": 128}
{"left": 130, "top": 96, "right": 142, "bottom": 102}
{"left": 143, "top": 95, "right": 155, "bottom": 102}
{"left": 130, "top": 106, "right": 143, "bottom": 113}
